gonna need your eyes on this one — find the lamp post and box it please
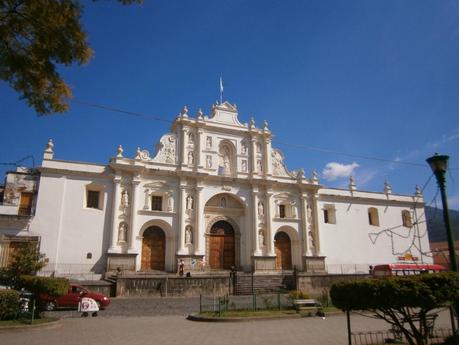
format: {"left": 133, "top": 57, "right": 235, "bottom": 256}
{"left": 426, "top": 153, "right": 457, "bottom": 334}
{"left": 426, "top": 153, "right": 457, "bottom": 271}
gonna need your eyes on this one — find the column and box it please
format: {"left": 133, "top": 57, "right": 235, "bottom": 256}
{"left": 266, "top": 191, "right": 275, "bottom": 256}
{"left": 311, "top": 194, "right": 321, "bottom": 256}
{"left": 179, "top": 126, "right": 186, "bottom": 168}
{"left": 177, "top": 185, "right": 187, "bottom": 254}
{"left": 300, "top": 194, "right": 309, "bottom": 256}
{"left": 196, "top": 129, "right": 203, "bottom": 169}
{"left": 264, "top": 137, "right": 273, "bottom": 176}
{"left": 108, "top": 176, "right": 122, "bottom": 252}
{"left": 128, "top": 178, "right": 141, "bottom": 253}
{"left": 252, "top": 190, "right": 260, "bottom": 255}
{"left": 250, "top": 136, "right": 257, "bottom": 177}
{"left": 194, "top": 185, "right": 204, "bottom": 255}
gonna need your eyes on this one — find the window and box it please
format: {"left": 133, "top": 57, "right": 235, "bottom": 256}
{"left": 402, "top": 210, "right": 412, "bottom": 227}
{"left": 86, "top": 190, "right": 100, "bottom": 209}
{"left": 19, "top": 192, "right": 34, "bottom": 215}
{"left": 323, "top": 205, "right": 336, "bottom": 224}
{"left": 151, "top": 196, "right": 163, "bottom": 211}
{"left": 368, "top": 207, "right": 379, "bottom": 226}
{"left": 279, "top": 204, "right": 286, "bottom": 218}
{"left": 85, "top": 183, "right": 105, "bottom": 210}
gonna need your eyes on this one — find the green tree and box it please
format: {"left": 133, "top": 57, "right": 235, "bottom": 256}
{"left": 0, "top": 0, "right": 142, "bottom": 115}
{"left": 0, "top": 241, "right": 45, "bottom": 289}
{"left": 330, "top": 273, "right": 459, "bottom": 345}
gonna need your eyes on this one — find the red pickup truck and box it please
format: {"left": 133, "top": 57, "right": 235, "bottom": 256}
{"left": 40, "top": 284, "right": 110, "bottom": 311}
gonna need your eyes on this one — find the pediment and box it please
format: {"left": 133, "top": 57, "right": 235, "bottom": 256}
{"left": 144, "top": 181, "right": 170, "bottom": 191}
{"left": 208, "top": 102, "right": 245, "bottom": 127}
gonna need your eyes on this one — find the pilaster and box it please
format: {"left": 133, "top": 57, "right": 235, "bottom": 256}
{"left": 194, "top": 185, "right": 205, "bottom": 255}
{"left": 108, "top": 176, "right": 122, "bottom": 253}
{"left": 252, "top": 189, "right": 260, "bottom": 255}
{"left": 264, "top": 137, "right": 273, "bottom": 176}
{"left": 127, "top": 177, "right": 141, "bottom": 254}
{"left": 266, "top": 190, "right": 275, "bottom": 256}
{"left": 177, "top": 184, "right": 188, "bottom": 254}
{"left": 250, "top": 136, "right": 257, "bottom": 177}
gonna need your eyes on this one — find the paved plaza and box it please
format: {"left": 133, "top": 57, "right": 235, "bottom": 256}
{"left": 1, "top": 298, "right": 453, "bottom": 345}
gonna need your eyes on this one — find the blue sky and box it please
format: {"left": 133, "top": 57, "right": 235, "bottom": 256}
{"left": 1, "top": 0, "right": 459, "bottom": 209}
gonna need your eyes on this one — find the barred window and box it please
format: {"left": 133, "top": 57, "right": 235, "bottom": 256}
{"left": 87, "top": 191, "right": 100, "bottom": 209}
{"left": 151, "top": 196, "right": 163, "bottom": 211}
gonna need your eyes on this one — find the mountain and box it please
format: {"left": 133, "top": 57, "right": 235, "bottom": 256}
{"left": 425, "top": 206, "right": 459, "bottom": 242}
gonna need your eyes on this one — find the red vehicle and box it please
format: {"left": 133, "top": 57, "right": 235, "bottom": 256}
{"left": 372, "top": 263, "right": 446, "bottom": 277}
{"left": 41, "top": 284, "right": 110, "bottom": 311}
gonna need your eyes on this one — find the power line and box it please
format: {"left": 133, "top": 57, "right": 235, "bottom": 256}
{"left": 72, "top": 99, "right": 459, "bottom": 170}
{"left": 0, "top": 155, "right": 35, "bottom": 168}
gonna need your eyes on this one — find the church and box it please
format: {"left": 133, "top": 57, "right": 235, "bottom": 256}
{"left": 0, "top": 101, "right": 431, "bottom": 276}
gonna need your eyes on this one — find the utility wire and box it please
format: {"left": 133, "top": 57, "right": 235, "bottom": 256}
{"left": 0, "top": 155, "right": 35, "bottom": 168}
{"left": 72, "top": 99, "right": 459, "bottom": 170}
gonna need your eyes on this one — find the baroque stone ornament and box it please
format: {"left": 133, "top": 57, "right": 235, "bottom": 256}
{"left": 152, "top": 133, "right": 177, "bottom": 164}
{"left": 415, "top": 185, "right": 422, "bottom": 198}
{"left": 117, "top": 145, "right": 124, "bottom": 158}
{"left": 197, "top": 108, "right": 204, "bottom": 120}
{"left": 118, "top": 222, "right": 128, "bottom": 243}
{"left": 384, "top": 180, "right": 392, "bottom": 194}
{"left": 45, "top": 138, "right": 54, "bottom": 153}
{"left": 271, "top": 149, "right": 290, "bottom": 177}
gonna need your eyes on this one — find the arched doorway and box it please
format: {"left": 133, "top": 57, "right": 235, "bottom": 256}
{"left": 275, "top": 231, "right": 292, "bottom": 270}
{"left": 209, "top": 220, "right": 235, "bottom": 269}
{"left": 141, "top": 226, "right": 165, "bottom": 271}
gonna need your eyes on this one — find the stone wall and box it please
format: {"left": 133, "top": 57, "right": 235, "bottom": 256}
{"left": 116, "top": 275, "right": 231, "bottom": 297}
{"left": 297, "top": 273, "right": 370, "bottom": 297}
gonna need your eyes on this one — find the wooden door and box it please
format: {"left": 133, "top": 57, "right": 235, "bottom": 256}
{"left": 209, "top": 221, "right": 235, "bottom": 269}
{"left": 141, "top": 227, "right": 165, "bottom": 271}
{"left": 275, "top": 232, "right": 292, "bottom": 270}
{"left": 19, "top": 192, "right": 33, "bottom": 215}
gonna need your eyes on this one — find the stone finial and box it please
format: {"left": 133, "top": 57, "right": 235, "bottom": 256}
{"left": 197, "top": 108, "right": 203, "bottom": 120}
{"left": 263, "top": 120, "right": 269, "bottom": 131}
{"left": 384, "top": 179, "right": 392, "bottom": 194}
{"left": 296, "top": 168, "right": 305, "bottom": 182}
{"left": 349, "top": 176, "right": 357, "bottom": 191}
{"left": 311, "top": 170, "right": 319, "bottom": 184}
{"left": 181, "top": 106, "right": 189, "bottom": 118}
{"left": 250, "top": 117, "right": 255, "bottom": 128}
{"left": 135, "top": 147, "right": 141, "bottom": 160}
{"left": 117, "top": 145, "right": 124, "bottom": 158}
{"left": 43, "top": 139, "right": 54, "bottom": 159}
{"left": 415, "top": 185, "right": 423, "bottom": 198}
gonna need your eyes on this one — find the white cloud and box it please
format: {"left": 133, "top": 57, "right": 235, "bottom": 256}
{"left": 322, "top": 162, "right": 359, "bottom": 181}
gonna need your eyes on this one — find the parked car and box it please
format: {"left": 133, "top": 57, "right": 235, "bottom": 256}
{"left": 40, "top": 284, "right": 110, "bottom": 311}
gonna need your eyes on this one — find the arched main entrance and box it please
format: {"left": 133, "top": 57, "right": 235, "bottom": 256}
{"left": 141, "top": 226, "right": 166, "bottom": 271}
{"left": 209, "top": 220, "right": 235, "bottom": 269}
{"left": 275, "top": 231, "right": 292, "bottom": 270}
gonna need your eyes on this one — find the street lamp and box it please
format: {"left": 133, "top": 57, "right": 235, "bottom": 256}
{"left": 426, "top": 153, "right": 457, "bottom": 271}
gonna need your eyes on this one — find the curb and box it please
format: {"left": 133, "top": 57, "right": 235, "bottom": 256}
{"left": 187, "top": 311, "right": 342, "bottom": 322}
{"left": 0, "top": 318, "right": 62, "bottom": 333}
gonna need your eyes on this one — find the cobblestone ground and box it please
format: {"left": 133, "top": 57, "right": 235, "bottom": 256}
{"left": 2, "top": 298, "right": 453, "bottom": 345}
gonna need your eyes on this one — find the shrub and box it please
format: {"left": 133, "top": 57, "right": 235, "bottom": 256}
{"left": 441, "top": 333, "right": 459, "bottom": 345}
{"left": 0, "top": 289, "right": 20, "bottom": 320}
{"left": 330, "top": 272, "right": 459, "bottom": 345}
{"left": 18, "top": 276, "right": 68, "bottom": 297}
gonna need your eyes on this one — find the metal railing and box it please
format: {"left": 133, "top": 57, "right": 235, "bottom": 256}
{"left": 351, "top": 328, "right": 453, "bottom": 345}
{"left": 199, "top": 293, "right": 291, "bottom": 315}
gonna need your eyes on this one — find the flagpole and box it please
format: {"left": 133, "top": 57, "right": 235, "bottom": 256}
{"left": 220, "top": 77, "right": 223, "bottom": 104}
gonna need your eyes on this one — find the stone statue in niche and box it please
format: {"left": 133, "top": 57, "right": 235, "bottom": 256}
{"left": 257, "top": 160, "right": 262, "bottom": 172}
{"left": 241, "top": 160, "right": 247, "bottom": 172}
{"left": 118, "top": 223, "right": 127, "bottom": 243}
{"left": 186, "top": 195, "right": 194, "bottom": 210}
{"left": 206, "top": 155, "right": 212, "bottom": 168}
{"left": 167, "top": 193, "right": 174, "bottom": 212}
{"left": 206, "top": 136, "right": 212, "bottom": 149}
{"left": 258, "top": 230, "right": 265, "bottom": 248}
{"left": 223, "top": 155, "right": 230, "bottom": 172}
{"left": 220, "top": 197, "right": 226, "bottom": 208}
{"left": 185, "top": 226, "right": 193, "bottom": 245}
{"left": 257, "top": 201, "right": 264, "bottom": 216}
{"left": 256, "top": 142, "right": 261, "bottom": 153}
{"left": 188, "top": 132, "right": 194, "bottom": 145}
{"left": 121, "top": 190, "right": 129, "bottom": 208}
{"left": 188, "top": 151, "right": 194, "bottom": 165}
{"left": 241, "top": 142, "right": 247, "bottom": 154}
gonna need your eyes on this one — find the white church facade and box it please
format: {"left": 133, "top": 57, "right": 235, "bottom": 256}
{"left": 0, "top": 102, "right": 432, "bottom": 275}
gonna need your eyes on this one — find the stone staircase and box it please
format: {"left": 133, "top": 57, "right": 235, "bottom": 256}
{"left": 103, "top": 273, "right": 118, "bottom": 296}
{"left": 234, "top": 273, "right": 296, "bottom": 295}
